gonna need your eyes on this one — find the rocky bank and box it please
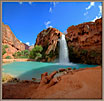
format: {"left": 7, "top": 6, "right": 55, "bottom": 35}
{"left": 2, "top": 66, "right": 102, "bottom": 99}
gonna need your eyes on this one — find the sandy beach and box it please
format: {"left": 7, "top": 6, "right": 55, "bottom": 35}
{"left": 2, "top": 66, "right": 102, "bottom": 99}
{"left": 2, "top": 59, "right": 36, "bottom": 65}
{"left": 3, "top": 59, "right": 35, "bottom": 62}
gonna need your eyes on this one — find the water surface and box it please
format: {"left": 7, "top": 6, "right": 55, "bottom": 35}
{"left": 2, "top": 61, "right": 98, "bottom": 80}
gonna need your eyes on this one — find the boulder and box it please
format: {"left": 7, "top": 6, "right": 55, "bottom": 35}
{"left": 67, "top": 67, "right": 72, "bottom": 70}
{"left": 38, "top": 71, "right": 59, "bottom": 89}
{"left": 46, "top": 71, "right": 58, "bottom": 81}
{"left": 59, "top": 68, "right": 66, "bottom": 72}
{"left": 47, "top": 78, "right": 58, "bottom": 88}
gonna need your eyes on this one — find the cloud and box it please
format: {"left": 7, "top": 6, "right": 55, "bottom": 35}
{"left": 26, "top": 42, "right": 30, "bottom": 46}
{"left": 49, "top": 25, "right": 53, "bottom": 28}
{"left": 86, "top": 2, "right": 95, "bottom": 10}
{"left": 91, "top": 4, "right": 102, "bottom": 22}
{"left": 53, "top": 2, "right": 56, "bottom": 7}
{"left": 45, "top": 21, "right": 51, "bottom": 28}
{"left": 91, "top": 16, "right": 101, "bottom": 22}
{"left": 98, "top": 5, "right": 102, "bottom": 16}
{"left": 44, "top": 21, "right": 53, "bottom": 28}
{"left": 20, "top": 40, "right": 22, "bottom": 43}
{"left": 49, "top": 7, "right": 52, "bottom": 13}
{"left": 49, "top": 2, "right": 59, "bottom": 13}
{"left": 29, "top": 2, "right": 32, "bottom": 5}
{"left": 45, "top": 21, "right": 51, "bottom": 25}
{"left": 19, "top": 2, "right": 23, "bottom": 4}
{"left": 84, "top": 11, "right": 88, "bottom": 16}
{"left": 19, "top": 2, "right": 32, "bottom": 5}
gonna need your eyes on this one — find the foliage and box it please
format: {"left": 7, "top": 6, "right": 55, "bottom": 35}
{"left": 17, "top": 51, "right": 21, "bottom": 56}
{"left": 2, "top": 45, "right": 8, "bottom": 55}
{"left": 2, "top": 48, "right": 6, "bottom": 55}
{"left": 68, "top": 45, "right": 101, "bottom": 65}
{"left": 81, "top": 50, "right": 88, "bottom": 55}
{"left": 32, "top": 45, "right": 43, "bottom": 52}
{"left": 90, "top": 50, "right": 97, "bottom": 57}
{"left": 13, "top": 50, "right": 30, "bottom": 59}
{"left": 5, "top": 56, "right": 11, "bottom": 59}
{"left": 29, "top": 45, "right": 43, "bottom": 60}
{"left": 3, "top": 45, "right": 8, "bottom": 49}
{"left": 35, "top": 53, "right": 42, "bottom": 60}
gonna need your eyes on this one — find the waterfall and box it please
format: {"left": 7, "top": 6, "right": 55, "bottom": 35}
{"left": 59, "top": 34, "right": 69, "bottom": 64}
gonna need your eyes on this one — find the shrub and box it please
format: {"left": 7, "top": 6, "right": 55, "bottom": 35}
{"left": 2, "top": 48, "right": 6, "bottom": 55}
{"left": 2, "top": 45, "right": 8, "bottom": 55}
{"left": 13, "top": 53, "right": 16, "bottom": 57}
{"left": 13, "top": 50, "right": 30, "bottom": 59}
{"left": 33, "top": 45, "right": 43, "bottom": 52}
{"left": 23, "top": 50, "right": 30, "bottom": 56}
{"left": 35, "top": 53, "right": 42, "bottom": 60}
{"left": 4, "top": 45, "right": 8, "bottom": 49}
{"left": 81, "top": 50, "right": 88, "bottom": 55}
{"left": 29, "top": 45, "right": 43, "bottom": 60}
{"left": 17, "top": 51, "right": 21, "bottom": 56}
{"left": 90, "top": 50, "right": 97, "bottom": 57}
{"left": 5, "top": 56, "right": 11, "bottom": 59}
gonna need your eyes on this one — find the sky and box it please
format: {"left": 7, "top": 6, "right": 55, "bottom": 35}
{"left": 2, "top": 2, "right": 102, "bottom": 46}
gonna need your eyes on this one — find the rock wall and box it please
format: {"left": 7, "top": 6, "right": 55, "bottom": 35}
{"left": 35, "top": 27, "right": 62, "bottom": 62}
{"left": 2, "top": 23, "right": 28, "bottom": 59}
{"left": 35, "top": 18, "right": 102, "bottom": 64}
{"left": 66, "top": 18, "right": 102, "bottom": 65}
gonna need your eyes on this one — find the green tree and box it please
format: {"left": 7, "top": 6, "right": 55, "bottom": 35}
{"left": 17, "top": 51, "right": 21, "bottom": 56}
{"left": 23, "top": 50, "right": 29, "bottom": 56}
{"left": 35, "top": 53, "right": 42, "bottom": 60}
{"left": 5, "top": 56, "right": 11, "bottom": 59}
{"left": 33, "top": 45, "right": 43, "bottom": 52}
{"left": 2, "top": 45, "right": 8, "bottom": 55}
{"left": 13, "top": 50, "right": 30, "bottom": 59}
{"left": 29, "top": 45, "right": 43, "bottom": 60}
{"left": 2, "top": 48, "right": 6, "bottom": 55}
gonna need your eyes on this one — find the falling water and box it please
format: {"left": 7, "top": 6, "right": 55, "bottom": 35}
{"left": 59, "top": 34, "right": 69, "bottom": 64}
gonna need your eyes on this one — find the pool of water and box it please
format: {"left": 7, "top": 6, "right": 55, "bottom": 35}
{"left": 2, "top": 61, "right": 98, "bottom": 80}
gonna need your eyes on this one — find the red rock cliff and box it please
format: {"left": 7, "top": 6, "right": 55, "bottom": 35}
{"left": 35, "top": 27, "right": 62, "bottom": 61}
{"left": 2, "top": 23, "right": 28, "bottom": 58}
{"left": 66, "top": 18, "right": 102, "bottom": 64}
{"left": 66, "top": 18, "right": 102, "bottom": 49}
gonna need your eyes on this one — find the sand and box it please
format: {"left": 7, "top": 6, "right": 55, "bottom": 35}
{"left": 3, "top": 59, "right": 35, "bottom": 63}
{"left": 2, "top": 66, "right": 102, "bottom": 99}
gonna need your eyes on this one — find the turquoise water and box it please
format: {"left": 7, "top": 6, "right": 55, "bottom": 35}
{"left": 2, "top": 61, "right": 98, "bottom": 80}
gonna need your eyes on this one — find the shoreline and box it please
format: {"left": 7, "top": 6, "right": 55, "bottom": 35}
{"left": 2, "top": 66, "right": 102, "bottom": 99}
{"left": 3, "top": 59, "right": 36, "bottom": 62}
{"left": 2, "top": 61, "right": 101, "bottom": 83}
{"left": 2, "top": 59, "right": 36, "bottom": 65}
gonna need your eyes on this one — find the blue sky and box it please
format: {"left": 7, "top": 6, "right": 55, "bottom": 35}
{"left": 2, "top": 2, "right": 102, "bottom": 46}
